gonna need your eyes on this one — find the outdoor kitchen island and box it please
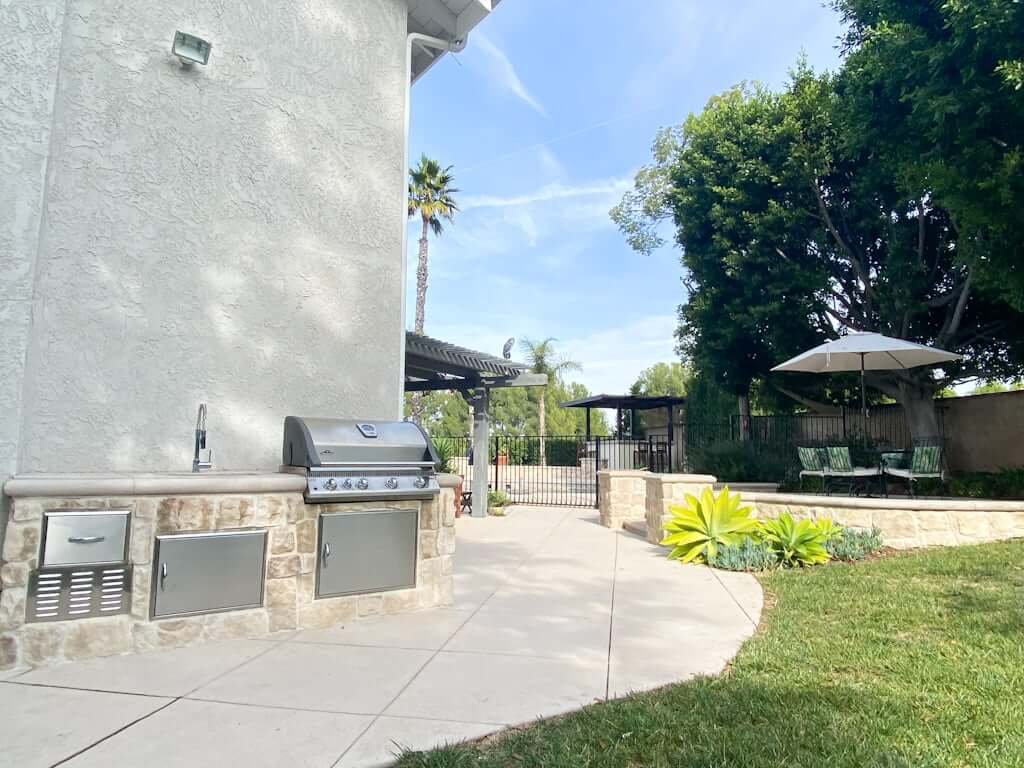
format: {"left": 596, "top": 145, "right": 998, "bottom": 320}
{"left": 0, "top": 421, "right": 458, "bottom": 671}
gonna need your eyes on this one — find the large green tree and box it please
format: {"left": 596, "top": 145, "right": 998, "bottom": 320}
{"left": 832, "top": 0, "right": 1024, "bottom": 309}
{"left": 614, "top": 65, "right": 1024, "bottom": 438}
{"left": 630, "top": 362, "right": 690, "bottom": 397}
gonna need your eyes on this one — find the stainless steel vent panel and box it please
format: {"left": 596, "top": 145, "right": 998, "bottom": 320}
{"left": 42, "top": 510, "right": 130, "bottom": 567}
{"left": 152, "top": 531, "right": 266, "bottom": 619}
{"left": 27, "top": 565, "right": 132, "bottom": 622}
{"left": 316, "top": 509, "right": 418, "bottom": 598}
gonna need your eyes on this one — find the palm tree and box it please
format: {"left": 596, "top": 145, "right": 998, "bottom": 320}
{"left": 520, "top": 338, "right": 581, "bottom": 465}
{"left": 408, "top": 155, "right": 459, "bottom": 335}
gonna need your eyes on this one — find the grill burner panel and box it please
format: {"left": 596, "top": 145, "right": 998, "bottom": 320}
{"left": 283, "top": 417, "right": 441, "bottom": 502}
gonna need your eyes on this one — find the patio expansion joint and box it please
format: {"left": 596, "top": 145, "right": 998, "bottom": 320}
{"left": 330, "top": 508, "right": 577, "bottom": 767}
{"left": 604, "top": 531, "right": 621, "bottom": 700}
{"left": 42, "top": 630, "right": 294, "bottom": 767}
{"left": 708, "top": 568, "right": 759, "bottom": 629}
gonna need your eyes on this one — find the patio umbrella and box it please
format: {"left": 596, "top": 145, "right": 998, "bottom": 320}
{"left": 771, "top": 332, "right": 960, "bottom": 420}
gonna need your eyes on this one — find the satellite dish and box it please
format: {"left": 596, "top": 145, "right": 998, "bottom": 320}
{"left": 502, "top": 337, "right": 515, "bottom": 360}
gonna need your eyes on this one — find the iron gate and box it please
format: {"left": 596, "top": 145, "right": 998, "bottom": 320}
{"left": 432, "top": 434, "right": 673, "bottom": 508}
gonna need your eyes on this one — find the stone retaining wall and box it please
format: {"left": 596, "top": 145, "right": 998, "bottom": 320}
{"left": 741, "top": 492, "right": 1024, "bottom": 550}
{"left": 0, "top": 483, "right": 456, "bottom": 670}
{"left": 598, "top": 470, "right": 1024, "bottom": 551}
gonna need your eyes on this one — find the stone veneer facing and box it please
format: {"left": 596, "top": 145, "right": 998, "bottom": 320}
{"left": 0, "top": 483, "right": 457, "bottom": 670}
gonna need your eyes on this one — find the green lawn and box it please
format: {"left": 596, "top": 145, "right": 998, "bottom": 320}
{"left": 397, "top": 541, "right": 1024, "bottom": 768}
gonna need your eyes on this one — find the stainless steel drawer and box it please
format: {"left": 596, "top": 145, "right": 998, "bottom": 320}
{"left": 317, "top": 508, "right": 417, "bottom": 599}
{"left": 42, "top": 510, "right": 130, "bottom": 566}
{"left": 152, "top": 530, "right": 267, "bottom": 619}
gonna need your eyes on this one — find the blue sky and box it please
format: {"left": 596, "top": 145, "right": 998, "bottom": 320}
{"left": 407, "top": 0, "right": 845, "bottom": 395}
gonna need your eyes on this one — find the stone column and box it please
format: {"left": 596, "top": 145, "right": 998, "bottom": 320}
{"left": 597, "top": 470, "right": 649, "bottom": 528}
{"left": 645, "top": 474, "right": 717, "bottom": 545}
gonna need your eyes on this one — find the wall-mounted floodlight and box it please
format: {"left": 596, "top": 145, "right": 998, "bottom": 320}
{"left": 172, "top": 31, "right": 212, "bottom": 65}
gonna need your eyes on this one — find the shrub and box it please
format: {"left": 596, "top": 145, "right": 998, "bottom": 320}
{"left": 827, "top": 527, "right": 884, "bottom": 561}
{"left": 432, "top": 437, "right": 457, "bottom": 474}
{"left": 709, "top": 536, "right": 778, "bottom": 572}
{"left": 687, "top": 440, "right": 791, "bottom": 483}
{"left": 759, "top": 512, "right": 831, "bottom": 566}
{"left": 661, "top": 486, "right": 759, "bottom": 564}
{"left": 487, "top": 489, "right": 511, "bottom": 510}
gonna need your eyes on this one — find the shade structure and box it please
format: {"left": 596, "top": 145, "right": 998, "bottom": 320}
{"left": 771, "top": 332, "right": 960, "bottom": 419}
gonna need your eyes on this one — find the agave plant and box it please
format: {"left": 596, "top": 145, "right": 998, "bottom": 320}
{"left": 759, "top": 513, "right": 831, "bottom": 567}
{"left": 661, "top": 486, "right": 759, "bottom": 564}
{"left": 814, "top": 517, "right": 844, "bottom": 543}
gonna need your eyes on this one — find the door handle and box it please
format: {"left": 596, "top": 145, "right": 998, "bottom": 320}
{"left": 68, "top": 535, "right": 106, "bottom": 544}
{"left": 322, "top": 542, "right": 331, "bottom": 565}
{"left": 160, "top": 562, "right": 168, "bottom": 589}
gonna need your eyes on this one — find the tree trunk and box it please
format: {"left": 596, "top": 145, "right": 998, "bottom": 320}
{"left": 897, "top": 376, "right": 941, "bottom": 442}
{"left": 538, "top": 389, "right": 547, "bottom": 467}
{"left": 414, "top": 218, "right": 430, "bottom": 335}
{"left": 737, "top": 393, "right": 751, "bottom": 441}
{"left": 410, "top": 219, "right": 430, "bottom": 425}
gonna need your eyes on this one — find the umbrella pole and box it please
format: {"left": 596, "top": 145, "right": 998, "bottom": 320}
{"left": 860, "top": 353, "right": 868, "bottom": 422}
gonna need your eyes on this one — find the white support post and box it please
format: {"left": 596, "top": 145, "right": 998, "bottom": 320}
{"left": 470, "top": 388, "right": 490, "bottom": 518}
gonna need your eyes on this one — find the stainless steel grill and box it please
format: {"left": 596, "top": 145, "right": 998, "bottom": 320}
{"left": 282, "top": 417, "right": 440, "bottom": 502}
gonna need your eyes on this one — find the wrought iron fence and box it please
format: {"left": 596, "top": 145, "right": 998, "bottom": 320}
{"left": 430, "top": 407, "right": 932, "bottom": 505}
{"left": 681, "top": 406, "right": 935, "bottom": 479}
{"left": 429, "top": 433, "right": 676, "bottom": 508}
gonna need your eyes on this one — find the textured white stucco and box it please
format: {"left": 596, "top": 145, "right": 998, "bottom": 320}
{"left": 12, "top": 0, "right": 409, "bottom": 473}
{"left": 0, "top": 0, "right": 67, "bottom": 522}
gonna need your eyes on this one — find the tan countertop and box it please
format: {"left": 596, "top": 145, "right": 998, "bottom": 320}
{"left": 3, "top": 471, "right": 307, "bottom": 498}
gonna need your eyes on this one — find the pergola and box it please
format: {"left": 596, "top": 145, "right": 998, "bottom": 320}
{"left": 560, "top": 393, "right": 687, "bottom": 470}
{"left": 404, "top": 332, "right": 546, "bottom": 517}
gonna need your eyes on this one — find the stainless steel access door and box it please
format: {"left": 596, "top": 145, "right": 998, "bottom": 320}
{"left": 317, "top": 509, "right": 417, "bottom": 598}
{"left": 152, "top": 530, "right": 267, "bottom": 618}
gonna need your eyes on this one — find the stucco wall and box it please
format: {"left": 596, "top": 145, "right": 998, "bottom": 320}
{"left": 941, "top": 391, "right": 1024, "bottom": 473}
{"left": 10, "top": 0, "right": 408, "bottom": 473}
{"left": 0, "top": 0, "right": 68, "bottom": 529}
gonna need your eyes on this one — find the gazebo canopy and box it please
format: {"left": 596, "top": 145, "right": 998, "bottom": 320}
{"left": 560, "top": 394, "right": 687, "bottom": 411}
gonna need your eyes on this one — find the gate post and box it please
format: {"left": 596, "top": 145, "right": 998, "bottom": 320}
{"left": 594, "top": 437, "right": 601, "bottom": 509}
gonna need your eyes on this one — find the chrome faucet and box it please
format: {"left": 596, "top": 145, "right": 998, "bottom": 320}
{"left": 192, "top": 403, "right": 212, "bottom": 472}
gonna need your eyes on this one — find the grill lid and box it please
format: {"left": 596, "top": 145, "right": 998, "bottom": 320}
{"left": 283, "top": 417, "right": 439, "bottom": 468}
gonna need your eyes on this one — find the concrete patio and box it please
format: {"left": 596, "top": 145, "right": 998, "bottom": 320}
{"left": 0, "top": 506, "right": 761, "bottom": 768}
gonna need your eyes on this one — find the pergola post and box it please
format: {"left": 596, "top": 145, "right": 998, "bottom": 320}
{"left": 469, "top": 387, "right": 490, "bottom": 518}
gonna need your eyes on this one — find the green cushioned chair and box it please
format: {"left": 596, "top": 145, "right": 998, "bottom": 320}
{"left": 797, "top": 446, "right": 828, "bottom": 492}
{"left": 824, "top": 445, "right": 882, "bottom": 496}
{"left": 884, "top": 439, "right": 944, "bottom": 496}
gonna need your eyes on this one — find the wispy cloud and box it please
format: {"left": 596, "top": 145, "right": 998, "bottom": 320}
{"left": 475, "top": 34, "right": 547, "bottom": 116}
{"left": 460, "top": 176, "right": 632, "bottom": 210}
{"left": 560, "top": 314, "right": 680, "bottom": 394}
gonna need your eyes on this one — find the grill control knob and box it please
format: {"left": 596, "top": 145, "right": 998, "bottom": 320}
{"left": 385, "top": 477, "right": 399, "bottom": 490}
{"left": 342, "top": 478, "right": 353, "bottom": 490}
{"left": 323, "top": 478, "right": 337, "bottom": 491}
{"left": 413, "top": 476, "right": 428, "bottom": 489}
{"left": 356, "top": 478, "right": 369, "bottom": 490}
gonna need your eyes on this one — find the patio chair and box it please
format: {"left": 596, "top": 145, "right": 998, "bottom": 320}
{"left": 824, "top": 445, "right": 882, "bottom": 496}
{"left": 884, "top": 438, "right": 944, "bottom": 497}
{"left": 797, "top": 446, "right": 828, "bottom": 492}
